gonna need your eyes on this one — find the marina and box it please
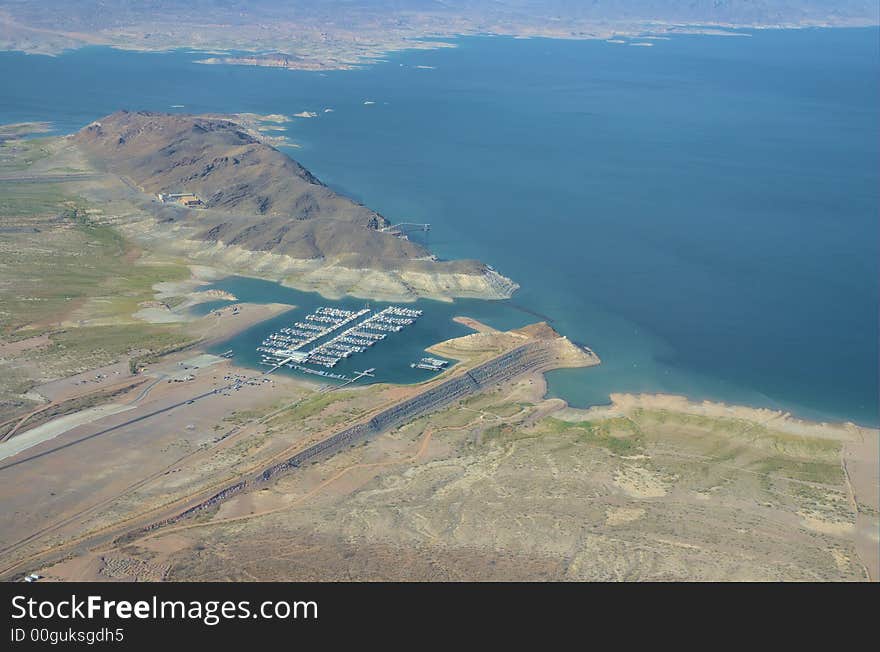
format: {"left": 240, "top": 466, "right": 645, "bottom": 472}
{"left": 258, "top": 305, "right": 424, "bottom": 380}
{"left": 411, "top": 357, "right": 450, "bottom": 372}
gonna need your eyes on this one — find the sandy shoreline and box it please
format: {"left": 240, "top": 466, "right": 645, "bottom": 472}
{"left": 140, "top": 267, "right": 873, "bottom": 435}
{"left": 120, "top": 233, "right": 520, "bottom": 303}
{"left": 558, "top": 392, "right": 878, "bottom": 440}
{"left": 557, "top": 391, "right": 878, "bottom": 580}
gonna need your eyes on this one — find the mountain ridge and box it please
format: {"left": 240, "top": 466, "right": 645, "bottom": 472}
{"left": 70, "top": 110, "right": 519, "bottom": 301}
{"left": 2, "top": 1, "right": 875, "bottom": 62}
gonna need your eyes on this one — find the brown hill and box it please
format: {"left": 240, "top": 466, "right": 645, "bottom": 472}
{"left": 72, "top": 111, "right": 432, "bottom": 266}
{"left": 74, "top": 111, "right": 378, "bottom": 221}
{"left": 70, "top": 111, "right": 517, "bottom": 299}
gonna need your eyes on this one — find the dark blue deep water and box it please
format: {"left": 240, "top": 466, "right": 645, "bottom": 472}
{"left": 1, "top": 28, "right": 877, "bottom": 424}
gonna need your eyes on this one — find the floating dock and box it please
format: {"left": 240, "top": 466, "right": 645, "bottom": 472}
{"left": 410, "top": 357, "right": 450, "bottom": 372}
{"left": 259, "top": 305, "right": 423, "bottom": 377}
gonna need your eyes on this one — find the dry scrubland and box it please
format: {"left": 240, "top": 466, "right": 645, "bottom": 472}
{"left": 0, "top": 126, "right": 285, "bottom": 438}
{"left": 1, "top": 123, "right": 876, "bottom": 583}
{"left": 3, "top": 323, "right": 591, "bottom": 579}
{"left": 160, "top": 393, "right": 877, "bottom": 581}
{"left": 0, "top": 130, "right": 198, "bottom": 429}
{"left": 43, "top": 365, "right": 877, "bottom": 582}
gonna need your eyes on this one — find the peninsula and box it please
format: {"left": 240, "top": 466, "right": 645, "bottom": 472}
{"left": 0, "top": 114, "right": 875, "bottom": 583}
{"left": 70, "top": 111, "right": 518, "bottom": 302}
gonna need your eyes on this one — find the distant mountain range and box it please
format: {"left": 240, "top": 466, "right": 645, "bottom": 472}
{"left": 3, "top": 1, "right": 877, "bottom": 29}
{"left": 1, "top": 1, "right": 876, "bottom": 62}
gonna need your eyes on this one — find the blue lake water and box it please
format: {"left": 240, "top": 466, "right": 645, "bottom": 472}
{"left": 188, "top": 275, "right": 542, "bottom": 385}
{"left": 1, "top": 28, "right": 877, "bottom": 425}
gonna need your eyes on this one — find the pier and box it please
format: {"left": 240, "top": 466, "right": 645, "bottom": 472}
{"left": 259, "top": 306, "right": 370, "bottom": 374}
{"left": 259, "top": 305, "right": 423, "bottom": 378}
{"left": 411, "top": 357, "right": 450, "bottom": 372}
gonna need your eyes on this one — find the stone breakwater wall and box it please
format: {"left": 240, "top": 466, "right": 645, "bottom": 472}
{"left": 118, "top": 338, "right": 568, "bottom": 541}
{"left": 114, "top": 481, "right": 247, "bottom": 544}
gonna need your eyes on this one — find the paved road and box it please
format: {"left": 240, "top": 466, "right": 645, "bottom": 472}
{"left": 0, "top": 386, "right": 221, "bottom": 472}
{"left": 131, "top": 375, "right": 166, "bottom": 403}
{"left": 0, "top": 173, "right": 102, "bottom": 183}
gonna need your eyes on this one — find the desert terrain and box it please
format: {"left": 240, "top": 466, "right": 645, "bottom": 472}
{"left": 1, "top": 1, "right": 875, "bottom": 67}
{"left": 0, "top": 112, "right": 517, "bottom": 442}
{"left": 0, "top": 118, "right": 876, "bottom": 583}
{"left": 28, "top": 357, "right": 878, "bottom": 582}
{"left": 0, "top": 312, "right": 873, "bottom": 582}
{"left": 0, "top": 313, "right": 598, "bottom": 579}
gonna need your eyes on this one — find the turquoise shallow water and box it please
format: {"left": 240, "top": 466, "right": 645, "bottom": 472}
{"left": 1, "top": 28, "right": 877, "bottom": 424}
{"left": 190, "top": 276, "right": 539, "bottom": 385}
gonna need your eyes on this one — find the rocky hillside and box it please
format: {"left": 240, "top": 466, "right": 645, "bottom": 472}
{"left": 72, "top": 111, "right": 517, "bottom": 300}
{"left": 74, "top": 111, "right": 380, "bottom": 223}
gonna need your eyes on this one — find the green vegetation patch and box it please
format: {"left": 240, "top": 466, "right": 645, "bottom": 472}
{"left": 0, "top": 183, "right": 194, "bottom": 424}
{"left": 484, "top": 401, "right": 528, "bottom": 418}
{"left": 0, "top": 137, "right": 53, "bottom": 172}
{"left": 539, "top": 417, "right": 643, "bottom": 455}
{"left": 16, "top": 324, "right": 192, "bottom": 379}
{"left": 128, "top": 337, "right": 200, "bottom": 374}
{"left": 751, "top": 456, "right": 844, "bottom": 486}
{"left": 481, "top": 422, "right": 521, "bottom": 443}
{"left": 268, "top": 390, "right": 358, "bottom": 426}
{"left": 0, "top": 206, "right": 188, "bottom": 336}
{"left": 0, "top": 180, "right": 70, "bottom": 216}
{"left": 479, "top": 415, "right": 642, "bottom": 455}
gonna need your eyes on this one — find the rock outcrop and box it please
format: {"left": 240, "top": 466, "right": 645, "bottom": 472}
{"left": 72, "top": 111, "right": 518, "bottom": 301}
